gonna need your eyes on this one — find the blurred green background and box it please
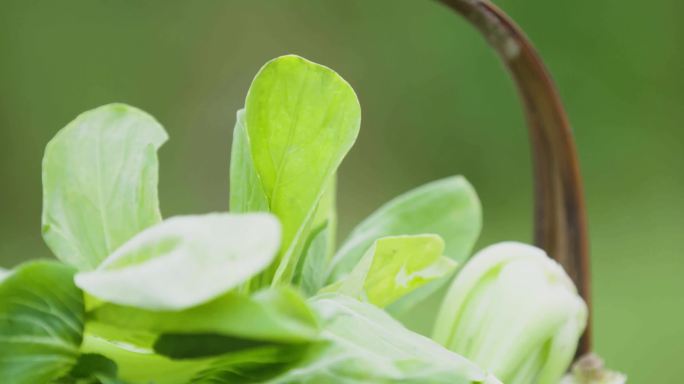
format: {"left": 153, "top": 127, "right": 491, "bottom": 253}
{"left": 1, "top": 0, "right": 681, "bottom": 381}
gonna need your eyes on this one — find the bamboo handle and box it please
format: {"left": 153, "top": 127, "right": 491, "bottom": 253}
{"left": 438, "top": 0, "right": 592, "bottom": 355}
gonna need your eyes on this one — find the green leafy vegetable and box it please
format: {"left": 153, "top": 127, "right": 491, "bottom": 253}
{"left": 0, "top": 261, "right": 84, "bottom": 384}
{"left": 322, "top": 234, "right": 457, "bottom": 307}
{"left": 42, "top": 103, "right": 168, "bottom": 270}
{"left": 433, "top": 242, "right": 587, "bottom": 384}
{"left": 75, "top": 213, "right": 280, "bottom": 310}
{"left": 0, "top": 54, "right": 596, "bottom": 384}
{"left": 244, "top": 55, "right": 360, "bottom": 285}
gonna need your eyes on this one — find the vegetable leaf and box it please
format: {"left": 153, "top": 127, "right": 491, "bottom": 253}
{"left": 229, "top": 109, "right": 268, "bottom": 213}
{"left": 0, "top": 261, "right": 84, "bottom": 384}
{"left": 75, "top": 213, "right": 280, "bottom": 310}
{"left": 433, "top": 243, "right": 587, "bottom": 384}
{"left": 244, "top": 55, "right": 360, "bottom": 285}
{"left": 321, "top": 234, "right": 457, "bottom": 307}
{"left": 189, "top": 346, "right": 309, "bottom": 383}
{"left": 185, "top": 295, "right": 499, "bottom": 384}
{"left": 80, "top": 332, "right": 210, "bottom": 384}
{"left": 293, "top": 178, "right": 337, "bottom": 295}
{"left": 328, "top": 176, "right": 481, "bottom": 316}
{"left": 65, "top": 353, "right": 123, "bottom": 383}
{"left": 270, "top": 295, "right": 500, "bottom": 383}
{"left": 42, "top": 103, "right": 168, "bottom": 270}
{"left": 154, "top": 334, "right": 283, "bottom": 360}
{"left": 329, "top": 176, "right": 481, "bottom": 280}
{"left": 90, "top": 287, "right": 319, "bottom": 343}
{"left": 294, "top": 224, "right": 332, "bottom": 296}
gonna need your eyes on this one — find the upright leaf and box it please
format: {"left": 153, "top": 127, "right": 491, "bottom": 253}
{"left": 244, "top": 55, "right": 360, "bottom": 285}
{"left": 0, "top": 261, "right": 84, "bottom": 384}
{"left": 293, "top": 178, "right": 337, "bottom": 295}
{"left": 42, "top": 103, "right": 168, "bottom": 270}
{"left": 75, "top": 213, "right": 280, "bottom": 310}
{"left": 229, "top": 109, "right": 268, "bottom": 213}
{"left": 321, "top": 235, "right": 457, "bottom": 307}
{"left": 294, "top": 225, "right": 331, "bottom": 297}
{"left": 432, "top": 243, "right": 587, "bottom": 384}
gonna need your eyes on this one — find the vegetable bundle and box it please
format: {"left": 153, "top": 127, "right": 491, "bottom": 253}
{"left": 0, "top": 55, "right": 592, "bottom": 384}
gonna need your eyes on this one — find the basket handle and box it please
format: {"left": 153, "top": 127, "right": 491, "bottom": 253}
{"left": 438, "top": 0, "right": 592, "bottom": 354}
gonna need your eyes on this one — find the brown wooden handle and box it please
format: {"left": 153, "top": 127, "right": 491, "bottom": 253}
{"left": 437, "top": 0, "right": 592, "bottom": 355}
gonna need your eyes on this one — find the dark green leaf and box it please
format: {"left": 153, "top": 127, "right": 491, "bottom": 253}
{"left": 64, "top": 353, "right": 126, "bottom": 383}
{"left": 154, "top": 334, "right": 284, "bottom": 359}
{"left": 0, "top": 261, "right": 84, "bottom": 384}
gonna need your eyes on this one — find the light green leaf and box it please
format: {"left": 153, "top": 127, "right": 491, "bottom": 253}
{"left": 272, "top": 294, "right": 500, "bottom": 384}
{"left": 90, "top": 287, "right": 319, "bottom": 344}
{"left": 321, "top": 235, "right": 457, "bottom": 308}
{"left": 244, "top": 55, "right": 360, "bottom": 285}
{"left": 229, "top": 109, "right": 268, "bottom": 213}
{"left": 0, "top": 261, "right": 84, "bottom": 384}
{"left": 185, "top": 295, "right": 500, "bottom": 384}
{"left": 433, "top": 242, "right": 587, "bottom": 384}
{"left": 329, "top": 176, "right": 481, "bottom": 281}
{"left": 42, "top": 103, "right": 168, "bottom": 270}
{"left": 75, "top": 213, "right": 280, "bottom": 310}
{"left": 328, "top": 176, "right": 481, "bottom": 319}
{"left": 294, "top": 178, "right": 337, "bottom": 296}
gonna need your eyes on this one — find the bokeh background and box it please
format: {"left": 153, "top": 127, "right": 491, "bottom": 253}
{"left": 1, "top": 0, "right": 681, "bottom": 381}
